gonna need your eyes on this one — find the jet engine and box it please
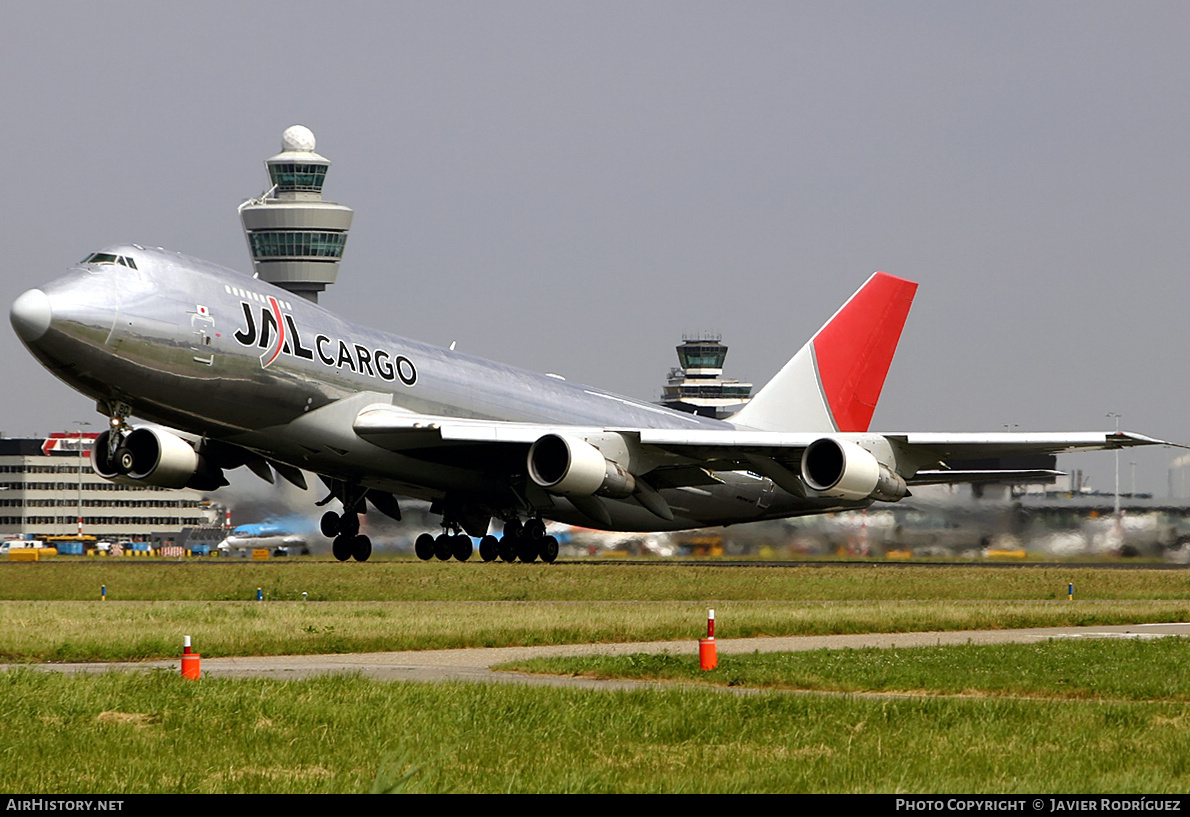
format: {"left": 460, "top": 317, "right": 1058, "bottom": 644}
{"left": 93, "top": 427, "right": 226, "bottom": 491}
{"left": 800, "top": 437, "right": 908, "bottom": 502}
{"left": 527, "top": 433, "right": 636, "bottom": 498}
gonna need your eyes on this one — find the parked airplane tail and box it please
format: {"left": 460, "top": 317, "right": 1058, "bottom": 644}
{"left": 729, "top": 271, "right": 917, "bottom": 433}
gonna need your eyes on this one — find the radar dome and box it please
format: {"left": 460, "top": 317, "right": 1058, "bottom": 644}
{"left": 281, "top": 125, "right": 316, "bottom": 153}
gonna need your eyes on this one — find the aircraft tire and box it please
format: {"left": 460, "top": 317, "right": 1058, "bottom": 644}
{"left": 331, "top": 535, "right": 352, "bottom": 562}
{"left": 524, "top": 518, "right": 546, "bottom": 541}
{"left": 114, "top": 447, "right": 135, "bottom": 474}
{"left": 478, "top": 535, "right": 499, "bottom": 562}
{"left": 539, "top": 535, "right": 559, "bottom": 564}
{"left": 517, "top": 536, "right": 539, "bottom": 563}
{"left": 499, "top": 520, "right": 522, "bottom": 563}
{"left": 352, "top": 534, "right": 372, "bottom": 562}
{"left": 320, "top": 511, "right": 341, "bottom": 538}
{"left": 414, "top": 533, "right": 435, "bottom": 561}
{"left": 433, "top": 533, "right": 453, "bottom": 561}
{"left": 452, "top": 534, "right": 472, "bottom": 561}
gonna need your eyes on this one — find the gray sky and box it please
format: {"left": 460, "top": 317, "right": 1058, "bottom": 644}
{"left": 3, "top": 1, "right": 1186, "bottom": 496}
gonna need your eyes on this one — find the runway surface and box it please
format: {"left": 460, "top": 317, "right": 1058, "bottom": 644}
{"left": 17, "top": 622, "right": 1190, "bottom": 690}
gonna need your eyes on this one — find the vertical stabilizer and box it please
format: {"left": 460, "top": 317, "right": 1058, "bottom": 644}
{"left": 729, "top": 272, "right": 917, "bottom": 433}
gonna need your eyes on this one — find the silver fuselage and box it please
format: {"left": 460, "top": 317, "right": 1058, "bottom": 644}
{"left": 13, "top": 245, "right": 856, "bottom": 530}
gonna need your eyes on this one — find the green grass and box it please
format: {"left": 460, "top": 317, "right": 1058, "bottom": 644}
{"left": 3, "top": 559, "right": 1189, "bottom": 601}
{"left": 2, "top": 599, "right": 1189, "bottom": 662}
{"left": 502, "top": 637, "right": 1190, "bottom": 701}
{"left": 4, "top": 664, "right": 1190, "bottom": 793}
{"left": 1, "top": 560, "right": 1188, "bottom": 662}
{"left": 4, "top": 560, "right": 1190, "bottom": 792}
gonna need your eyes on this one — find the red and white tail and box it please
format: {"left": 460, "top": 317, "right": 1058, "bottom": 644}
{"left": 729, "top": 272, "right": 917, "bottom": 433}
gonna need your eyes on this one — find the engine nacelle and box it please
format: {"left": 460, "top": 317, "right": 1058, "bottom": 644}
{"left": 93, "top": 427, "right": 223, "bottom": 490}
{"left": 800, "top": 437, "right": 908, "bottom": 502}
{"left": 527, "top": 433, "right": 636, "bottom": 498}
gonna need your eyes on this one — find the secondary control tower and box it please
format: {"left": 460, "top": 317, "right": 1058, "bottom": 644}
{"left": 659, "top": 334, "right": 752, "bottom": 419}
{"left": 238, "top": 125, "right": 353, "bottom": 302}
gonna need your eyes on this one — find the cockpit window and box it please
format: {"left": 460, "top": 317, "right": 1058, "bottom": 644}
{"left": 82, "top": 252, "right": 137, "bottom": 269}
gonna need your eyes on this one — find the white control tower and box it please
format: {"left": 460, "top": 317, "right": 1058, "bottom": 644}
{"left": 239, "top": 125, "right": 353, "bottom": 302}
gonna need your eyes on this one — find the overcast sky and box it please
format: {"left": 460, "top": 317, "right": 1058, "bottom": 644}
{"left": 2, "top": 1, "right": 1186, "bottom": 496}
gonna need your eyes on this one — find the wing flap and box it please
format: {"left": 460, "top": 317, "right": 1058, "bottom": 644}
{"left": 908, "top": 469, "right": 1065, "bottom": 486}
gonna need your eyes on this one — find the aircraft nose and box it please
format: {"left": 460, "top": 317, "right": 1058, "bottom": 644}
{"left": 10, "top": 288, "right": 52, "bottom": 343}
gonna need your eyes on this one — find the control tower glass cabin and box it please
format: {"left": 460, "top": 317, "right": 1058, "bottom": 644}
{"left": 239, "top": 125, "right": 353, "bottom": 302}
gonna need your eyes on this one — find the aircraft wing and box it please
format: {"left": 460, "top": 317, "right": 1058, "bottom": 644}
{"left": 354, "top": 404, "right": 1175, "bottom": 492}
{"left": 634, "top": 429, "right": 1173, "bottom": 489}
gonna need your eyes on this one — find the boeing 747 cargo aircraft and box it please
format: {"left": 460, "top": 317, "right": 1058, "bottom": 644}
{"left": 10, "top": 246, "right": 1170, "bottom": 562}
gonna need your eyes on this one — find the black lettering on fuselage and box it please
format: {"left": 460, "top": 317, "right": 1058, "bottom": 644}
{"left": 286, "top": 315, "right": 314, "bottom": 360}
{"left": 355, "top": 345, "right": 374, "bottom": 377}
{"left": 232, "top": 300, "right": 415, "bottom": 386}
{"left": 258, "top": 309, "right": 278, "bottom": 351}
{"left": 396, "top": 355, "right": 418, "bottom": 386}
{"left": 233, "top": 303, "right": 256, "bottom": 345}
{"left": 375, "top": 350, "right": 394, "bottom": 381}
{"left": 336, "top": 340, "right": 356, "bottom": 372}
{"left": 315, "top": 334, "right": 335, "bottom": 366}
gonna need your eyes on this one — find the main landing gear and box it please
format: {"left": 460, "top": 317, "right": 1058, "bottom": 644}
{"left": 320, "top": 509, "right": 372, "bottom": 562}
{"left": 414, "top": 518, "right": 559, "bottom": 564}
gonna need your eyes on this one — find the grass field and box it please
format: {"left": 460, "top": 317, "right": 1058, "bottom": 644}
{"left": 5, "top": 559, "right": 1190, "bottom": 602}
{"left": 502, "top": 636, "right": 1190, "bottom": 700}
{"left": 5, "top": 663, "right": 1190, "bottom": 794}
{"left": 3, "top": 559, "right": 1189, "bottom": 793}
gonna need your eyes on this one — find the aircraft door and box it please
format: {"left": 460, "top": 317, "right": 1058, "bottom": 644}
{"left": 757, "top": 477, "right": 776, "bottom": 510}
{"left": 190, "top": 309, "right": 215, "bottom": 366}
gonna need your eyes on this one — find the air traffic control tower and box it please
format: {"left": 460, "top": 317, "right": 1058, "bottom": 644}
{"left": 239, "top": 125, "right": 353, "bottom": 302}
{"left": 660, "top": 334, "right": 753, "bottom": 419}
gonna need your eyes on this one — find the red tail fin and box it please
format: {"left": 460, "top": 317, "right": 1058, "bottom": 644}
{"left": 730, "top": 272, "right": 916, "bottom": 433}
{"left": 813, "top": 272, "right": 917, "bottom": 432}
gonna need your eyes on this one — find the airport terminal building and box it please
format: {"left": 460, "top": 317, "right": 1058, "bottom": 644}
{"left": 0, "top": 433, "right": 212, "bottom": 543}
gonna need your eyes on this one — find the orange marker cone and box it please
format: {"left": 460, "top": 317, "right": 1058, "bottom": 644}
{"left": 699, "top": 609, "right": 717, "bottom": 671}
{"left": 181, "top": 635, "right": 201, "bottom": 680}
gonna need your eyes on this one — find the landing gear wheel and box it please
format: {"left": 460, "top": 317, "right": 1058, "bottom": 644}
{"left": 539, "top": 535, "right": 559, "bottom": 564}
{"left": 339, "top": 513, "right": 360, "bottom": 538}
{"left": 114, "top": 447, "right": 135, "bottom": 474}
{"left": 451, "top": 534, "right": 473, "bottom": 562}
{"left": 517, "top": 536, "right": 539, "bottom": 563}
{"left": 414, "top": 532, "right": 435, "bottom": 561}
{"left": 478, "top": 535, "right": 499, "bottom": 562}
{"left": 499, "top": 521, "right": 522, "bottom": 563}
{"left": 351, "top": 534, "right": 372, "bottom": 562}
{"left": 320, "top": 511, "right": 341, "bottom": 538}
{"left": 516, "top": 518, "right": 546, "bottom": 562}
{"left": 433, "top": 533, "right": 453, "bottom": 561}
{"left": 332, "top": 535, "right": 352, "bottom": 562}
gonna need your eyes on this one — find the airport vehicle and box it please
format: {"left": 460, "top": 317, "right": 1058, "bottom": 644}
{"left": 10, "top": 247, "right": 1171, "bottom": 562}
